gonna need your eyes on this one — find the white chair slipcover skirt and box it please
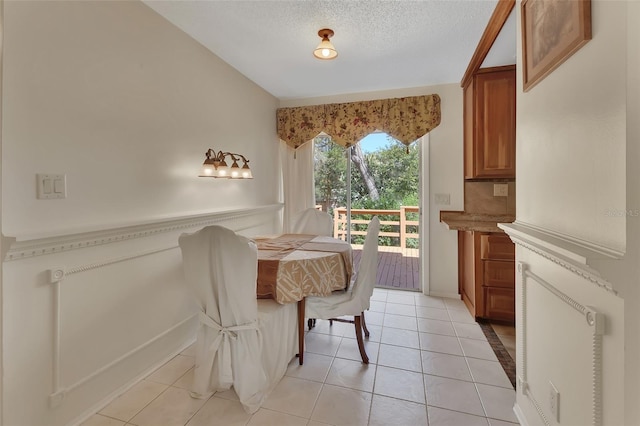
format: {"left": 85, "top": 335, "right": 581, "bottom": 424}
{"left": 305, "top": 216, "right": 380, "bottom": 319}
{"left": 179, "top": 226, "right": 298, "bottom": 413}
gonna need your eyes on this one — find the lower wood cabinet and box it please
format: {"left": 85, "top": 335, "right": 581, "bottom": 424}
{"left": 484, "top": 287, "right": 515, "bottom": 322}
{"left": 483, "top": 260, "right": 515, "bottom": 287}
{"left": 459, "top": 231, "right": 515, "bottom": 323}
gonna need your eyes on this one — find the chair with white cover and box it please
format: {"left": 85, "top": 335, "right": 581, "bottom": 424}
{"left": 305, "top": 216, "right": 380, "bottom": 364}
{"left": 178, "top": 225, "right": 298, "bottom": 414}
{"left": 291, "top": 208, "right": 333, "bottom": 236}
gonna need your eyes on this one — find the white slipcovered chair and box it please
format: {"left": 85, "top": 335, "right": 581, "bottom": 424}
{"left": 291, "top": 208, "right": 333, "bottom": 236}
{"left": 305, "top": 216, "right": 380, "bottom": 364}
{"left": 178, "top": 225, "right": 298, "bottom": 414}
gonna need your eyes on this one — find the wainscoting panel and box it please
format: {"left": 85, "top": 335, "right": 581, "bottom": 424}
{"left": 501, "top": 223, "right": 624, "bottom": 426}
{"left": 2, "top": 204, "right": 282, "bottom": 426}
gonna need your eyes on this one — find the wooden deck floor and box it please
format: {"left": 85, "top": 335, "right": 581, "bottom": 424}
{"left": 351, "top": 245, "right": 420, "bottom": 291}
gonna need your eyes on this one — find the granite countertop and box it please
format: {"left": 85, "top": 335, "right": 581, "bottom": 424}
{"left": 440, "top": 211, "right": 515, "bottom": 233}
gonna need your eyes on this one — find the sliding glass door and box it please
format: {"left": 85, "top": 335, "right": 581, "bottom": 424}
{"left": 313, "top": 133, "right": 422, "bottom": 291}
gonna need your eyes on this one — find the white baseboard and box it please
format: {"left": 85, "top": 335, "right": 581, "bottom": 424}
{"left": 513, "top": 403, "right": 529, "bottom": 426}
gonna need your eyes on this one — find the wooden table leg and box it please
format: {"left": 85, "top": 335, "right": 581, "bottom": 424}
{"left": 297, "top": 298, "right": 305, "bottom": 365}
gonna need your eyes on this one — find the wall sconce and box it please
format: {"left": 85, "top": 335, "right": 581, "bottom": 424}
{"left": 198, "top": 149, "right": 253, "bottom": 179}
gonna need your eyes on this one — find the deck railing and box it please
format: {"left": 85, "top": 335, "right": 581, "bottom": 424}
{"left": 332, "top": 206, "right": 419, "bottom": 250}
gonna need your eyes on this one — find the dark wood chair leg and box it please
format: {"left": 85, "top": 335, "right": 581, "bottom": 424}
{"left": 307, "top": 318, "right": 316, "bottom": 330}
{"left": 329, "top": 319, "right": 333, "bottom": 327}
{"left": 361, "top": 311, "right": 370, "bottom": 337}
{"left": 353, "top": 315, "right": 369, "bottom": 364}
{"left": 297, "top": 298, "right": 305, "bottom": 365}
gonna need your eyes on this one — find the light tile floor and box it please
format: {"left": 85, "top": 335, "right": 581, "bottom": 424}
{"left": 82, "top": 288, "right": 519, "bottom": 426}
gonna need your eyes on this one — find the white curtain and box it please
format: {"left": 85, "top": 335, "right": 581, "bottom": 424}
{"left": 280, "top": 139, "right": 315, "bottom": 232}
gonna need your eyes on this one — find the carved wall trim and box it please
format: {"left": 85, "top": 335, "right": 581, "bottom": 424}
{"left": 500, "top": 222, "right": 618, "bottom": 295}
{"left": 5, "top": 204, "right": 282, "bottom": 261}
{"left": 518, "top": 262, "right": 604, "bottom": 426}
{"left": 40, "top": 203, "right": 282, "bottom": 407}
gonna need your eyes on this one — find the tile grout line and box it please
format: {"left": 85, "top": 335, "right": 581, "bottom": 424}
{"left": 90, "top": 290, "right": 517, "bottom": 426}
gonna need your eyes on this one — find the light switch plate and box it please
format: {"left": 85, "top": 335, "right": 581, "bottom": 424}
{"left": 37, "top": 174, "right": 66, "bottom": 199}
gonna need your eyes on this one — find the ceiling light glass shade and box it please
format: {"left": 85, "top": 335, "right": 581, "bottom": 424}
{"left": 314, "top": 40, "right": 337, "bottom": 59}
{"left": 313, "top": 29, "right": 338, "bottom": 60}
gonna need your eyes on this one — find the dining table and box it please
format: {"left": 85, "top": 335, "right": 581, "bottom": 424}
{"left": 253, "top": 233, "right": 353, "bottom": 364}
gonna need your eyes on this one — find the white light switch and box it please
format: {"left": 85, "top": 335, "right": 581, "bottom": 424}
{"left": 54, "top": 179, "right": 65, "bottom": 194}
{"left": 37, "top": 174, "right": 66, "bottom": 199}
{"left": 43, "top": 179, "right": 53, "bottom": 194}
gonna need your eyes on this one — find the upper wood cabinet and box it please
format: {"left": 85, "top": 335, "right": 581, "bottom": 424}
{"left": 464, "top": 65, "right": 516, "bottom": 179}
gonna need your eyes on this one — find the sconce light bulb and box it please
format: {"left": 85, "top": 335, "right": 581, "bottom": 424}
{"left": 199, "top": 161, "right": 218, "bottom": 177}
{"left": 321, "top": 48, "right": 331, "bottom": 57}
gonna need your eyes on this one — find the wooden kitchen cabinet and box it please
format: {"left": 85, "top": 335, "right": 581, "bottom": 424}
{"left": 464, "top": 65, "right": 516, "bottom": 179}
{"left": 459, "top": 231, "right": 482, "bottom": 318}
{"left": 459, "top": 230, "right": 515, "bottom": 323}
{"left": 484, "top": 287, "right": 516, "bottom": 322}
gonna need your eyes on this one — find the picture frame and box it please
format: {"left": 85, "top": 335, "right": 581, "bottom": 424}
{"left": 521, "top": 0, "right": 592, "bottom": 92}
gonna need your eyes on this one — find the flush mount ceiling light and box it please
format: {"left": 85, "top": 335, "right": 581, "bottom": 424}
{"left": 313, "top": 28, "right": 338, "bottom": 60}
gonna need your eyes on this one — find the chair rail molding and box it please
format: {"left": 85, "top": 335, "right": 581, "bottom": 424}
{"left": 4, "top": 203, "right": 283, "bottom": 261}
{"left": 499, "top": 221, "right": 620, "bottom": 295}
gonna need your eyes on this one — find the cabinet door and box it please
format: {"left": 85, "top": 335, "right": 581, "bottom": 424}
{"left": 480, "top": 233, "right": 515, "bottom": 260}
{"left": 484, "top": 287, "right": 515, "bottom": 323}
{"left": 475, "top": 69, "right": 516, "bottom": 178}
{"left": 483, "top": 260, "right": 515, "bottom": 288}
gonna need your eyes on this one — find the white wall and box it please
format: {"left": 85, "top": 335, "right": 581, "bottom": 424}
{"left": 512, "top": 1, "right": 637, "bottom": 425}
{"left": 280, "top": 83, "right": 464, "bottom": 298}
{"left": 2, "top": 0, "right": 281, "bottom": 238}
{"left": 1, "top": 2, "right": 282, "bottom": 425}
{"left": 516, "top": 1, "right": 626, "bottom": 253}
{"left": 622, "top": 3, "right": 640, "bottom": 421}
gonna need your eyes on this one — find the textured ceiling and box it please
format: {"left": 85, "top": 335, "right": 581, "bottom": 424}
{"left": 144, "top": 0, "right": 516, "bottom": 101}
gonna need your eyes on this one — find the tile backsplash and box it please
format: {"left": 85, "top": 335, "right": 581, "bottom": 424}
{"left": 465, "top": 181, "right": 516, "bottom": 215}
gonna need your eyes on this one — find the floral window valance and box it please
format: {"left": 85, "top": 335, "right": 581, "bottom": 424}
{"left": 276, "top": 94, "right": 441, "bottom": 149}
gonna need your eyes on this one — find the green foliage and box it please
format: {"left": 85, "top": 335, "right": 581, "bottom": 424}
{"left": 314, "top": 136, "right": 346, "bottom": 214}
{"left": 314, "top": 134, "right": 421, "bottom": 248}
{"left": 367, "top": 140, "right": 419, "bottom": 205}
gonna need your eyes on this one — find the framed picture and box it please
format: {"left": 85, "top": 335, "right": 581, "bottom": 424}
{"left": 521, "top": 0, "right": 592, "bottom": 92}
